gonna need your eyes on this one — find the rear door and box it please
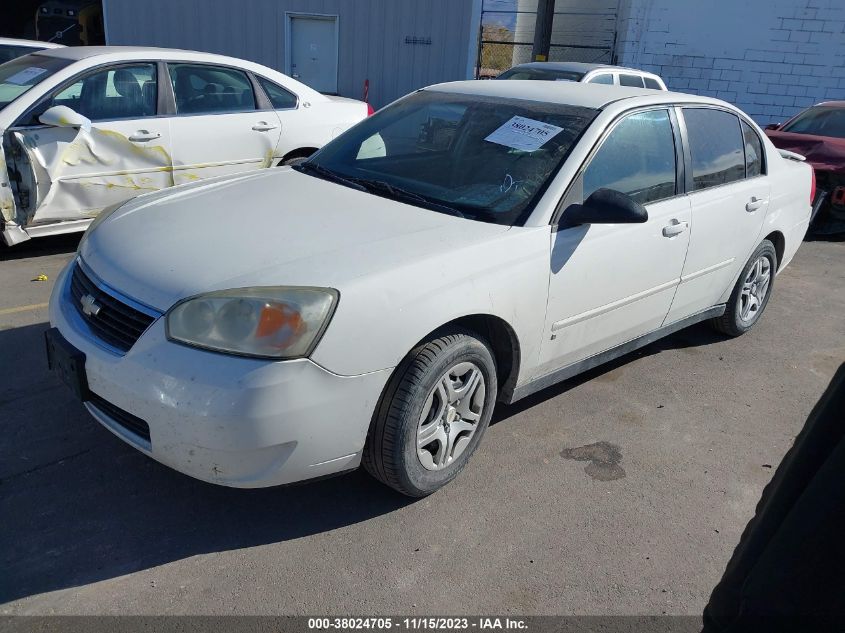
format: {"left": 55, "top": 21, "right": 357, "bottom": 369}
{"left": 8, "top": 61, "right": 172, "bottom": 226}
{"left": 665, "top": 107, "right": 770, "bottom": 321}
{"left": 166, "top": 63, "right": 282, "bottom": 184}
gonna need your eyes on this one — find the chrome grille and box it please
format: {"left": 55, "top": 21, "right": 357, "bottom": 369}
{"left": 69, "top": 263, "right": 157, "bottom": 353}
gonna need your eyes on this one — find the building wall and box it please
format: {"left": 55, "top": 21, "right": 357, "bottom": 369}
{"left": 103, "top": 0, "right": 481, "bottom": 108}
{"left": 615, "top": 0, "right": 845, "bottom": 124}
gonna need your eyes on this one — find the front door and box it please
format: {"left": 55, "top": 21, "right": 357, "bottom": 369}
{"left": 166, "top": 63, "right": 283, "bottom": 184}
{"left": 8, "top": 62, "right": 173, "bottom": 226}
{"left": 288, "top": 15, "right": 338, "bottom": 94}
{"left": 537, "top": 108, "right": 691, "bottom": 377}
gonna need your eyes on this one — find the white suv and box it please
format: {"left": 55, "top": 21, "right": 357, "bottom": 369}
{"left": 497, "top": 62, "right": 667, "bottom": 90}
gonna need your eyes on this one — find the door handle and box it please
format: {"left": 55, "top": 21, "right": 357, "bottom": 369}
{"left": 252, "top": 122, "right": 279, "bottom": 132}
{"left": 746, "top": 196, "right": 766, "bottom": 212}
{"left": 662, "top": 220, "right": 688, "bottom": 237}
{"left": 128, "top": 131, "right": 161, "bottom": 142}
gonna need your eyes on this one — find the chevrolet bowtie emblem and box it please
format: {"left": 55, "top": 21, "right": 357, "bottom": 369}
{"left": 80, "top": 293, "right": 101, "bottom": 317}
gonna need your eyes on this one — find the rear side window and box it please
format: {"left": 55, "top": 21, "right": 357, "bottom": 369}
{"left": 583, "top": 109, "right": 677, "bottom": 205}
{"left": 257, "top": 77, "right": 298, "bottom": 109}
{"left": 587, "top": 73, "right": 613, "bottom": 85}
{"left": 683, "top": 108, "right": 745, "bottom": 190}
{"left": 742, "top": 121, "right": 764, "bottom": 177}
{"left": 619, "top": 74, "right": 645, "bottom": 88}
{"left": 169, "top": 63, "right": 256, "bottom": 115}
{"left": 644, "top": 77, "right": 662, "bottom": 90}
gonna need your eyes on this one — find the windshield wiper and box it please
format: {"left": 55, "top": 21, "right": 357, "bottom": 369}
{"left": 350, "top": 178, "right": 466, "bottom": 218}
{"left": 293, "top": 162, "right": 367, "bottom": 192}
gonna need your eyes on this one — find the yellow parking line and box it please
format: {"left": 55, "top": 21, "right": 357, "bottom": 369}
{"left": 0, "top": 302, "right": 49, "bottom": 316}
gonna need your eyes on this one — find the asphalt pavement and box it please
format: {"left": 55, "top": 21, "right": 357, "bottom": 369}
{"left": 1, "top": 235, "right": 843, "bottom": 616}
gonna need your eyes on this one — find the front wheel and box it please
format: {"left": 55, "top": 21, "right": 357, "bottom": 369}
{"left": 362, "top": 329, "right": 497, "bottom": 497}
{"left": 711, "top": 240, "right": 777, "bottom": 336}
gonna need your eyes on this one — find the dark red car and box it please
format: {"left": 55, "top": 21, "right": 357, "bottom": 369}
{"left": 765, "top": 101, "right": 845, "bottom": 235}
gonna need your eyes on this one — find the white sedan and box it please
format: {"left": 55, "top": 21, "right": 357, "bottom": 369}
{"left": 0, "top": 46, "right": 369, "bottom": 246}
{"left": 47, "top": 80, "right": 812, "bottom": 496}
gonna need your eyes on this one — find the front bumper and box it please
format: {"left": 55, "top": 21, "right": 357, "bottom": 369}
{"left": 49, "top": 262, "right": 391, "bottom": 488}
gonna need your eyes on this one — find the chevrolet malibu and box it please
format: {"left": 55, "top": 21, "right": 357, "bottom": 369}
{"left": 47, "top": 81, "right": 812, "bottom": 497}
{"left": 0, "top": 46, "right": 369, "bottom": 246}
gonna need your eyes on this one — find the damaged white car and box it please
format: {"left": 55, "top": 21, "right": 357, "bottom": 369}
{"left": 0, "top": 46, "right": 370, "bottom": 246}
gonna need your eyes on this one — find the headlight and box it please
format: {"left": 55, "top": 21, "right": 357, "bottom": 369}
{"left": 166, "top": 287, "right": 339, "bottom": 359}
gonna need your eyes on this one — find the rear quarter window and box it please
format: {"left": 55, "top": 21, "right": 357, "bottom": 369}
{"left": 644, "top": 77, "right": 662, "bottom": 90}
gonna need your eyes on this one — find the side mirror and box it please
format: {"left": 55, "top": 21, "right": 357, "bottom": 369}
{"left": 561, "top": 188, "right": 648, "bottom": 227}
{"left": 39, "top": 105, "right": 92, "bottom": 131}
{"left": 765, "top": 123, "right": 781, "bottom": 131}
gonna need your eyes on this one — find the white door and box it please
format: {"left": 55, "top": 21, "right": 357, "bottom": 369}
{"left": 166, "top": 63, "right": 283, "bottom": 184}
{"left": 665, "top": 108, "right": 770, "bottom": 322}
{"left": 9, "top": 62, "right": 173, "bottom": 225}
{"left": 288, "top": 15, "right": 338, "bottom": 94}
{"left": 537, "top": 109, "right": 691, "bottom": 377}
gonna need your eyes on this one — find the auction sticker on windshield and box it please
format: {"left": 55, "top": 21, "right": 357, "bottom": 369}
{"left": 6, "top": 67, "right": 48, "bottom": 85}
{"left": 484, "top": 116, "right": 564, "bottom": 152}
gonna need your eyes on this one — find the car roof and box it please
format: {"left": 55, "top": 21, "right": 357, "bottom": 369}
{"left": 0, "top": 37, "right": 64, "bottom": 49}
{"left": 814, "top": 101, "right": 845, "bottom": 108}
{"left": 509, "top": 61, "right": 656, "bottom": 75}
{"left": 35, "top": 45, "right": 200, "bottom": 60}
{"left": 425, "top": 80, "right": 722, "bottom": 111}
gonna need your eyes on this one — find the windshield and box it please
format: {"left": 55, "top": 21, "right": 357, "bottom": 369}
{"left": 302, "top": 90, "right": 597, "bottom": 226}
{"left": 0, "top": 44, "right": 45, "bottom": 65}
{"left": 497, "top": 67, "right": 585, "bottom": 82}
{"left": 780, "top": 106, "right": 845, "bottom": 139}
{"left": 0, "top": 54, "right": 72, "bottom": 110}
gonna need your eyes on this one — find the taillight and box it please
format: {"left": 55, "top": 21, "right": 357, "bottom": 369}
{"left": 366, "top": 103, "right": 375, "bottom": 116}
{"left": 810, "top": 168, "right": 816, "bottom": 204}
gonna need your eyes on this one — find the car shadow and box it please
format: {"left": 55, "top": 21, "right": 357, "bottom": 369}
{"left": 492, "top": 321, "right": 727, "bottom": 424}
{"left": 0, "top": 321, "right": 413, "bottom": 605}
{"left": 1, "top": 319, "right": 727, "bottom": 604}
{"left": 0, "top": 233, "right": 82, "bottom": 262}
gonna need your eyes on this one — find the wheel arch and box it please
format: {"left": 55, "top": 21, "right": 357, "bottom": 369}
{"left": 763, "top": 230, "right": 785, "bottom": 270}
{"left": 412, "top": 314, "right": 522, "bottom": 404}
{"left": 276, "top": 147, "right": 319, "bottom": 165}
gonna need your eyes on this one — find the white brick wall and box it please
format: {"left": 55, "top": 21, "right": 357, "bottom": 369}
{"left": 614, "top": 0, "right": 845, "bottom": 124}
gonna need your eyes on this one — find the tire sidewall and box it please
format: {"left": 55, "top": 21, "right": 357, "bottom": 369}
{"left": 731, "top": 242, "right": 777, "bottom": 333}
{"left": 394, "top": 336, "right": 497, "bottom": 496}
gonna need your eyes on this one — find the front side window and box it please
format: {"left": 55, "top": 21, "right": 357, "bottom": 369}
{"left": 587, "top": 74, "right": 613, "bottom": 85}
{"left": 619, "top": 74, "right": 645, "bottom": 88}
{"left": 304, "top": 90, "right": 597, "bottom": 225}
{"left": 169, "top": 63, "right": 256, "bottom": 115}
{"left": 44, "top": 63, "right": 157, "bottom": 121}
{"left": 644, "top": 77, "right": 662, "bottom": 90}
{"left": 742, "top": 121, "right": 764, "bottom": 178}
{"left": 684, "top": 108, "right": 745, "bottom": 190}
{"left": 257, "top": 76, "right": 297, "bottom": 109}
{"left": 0, "top": 54, "right": 73, "bottom": 111}
{"left": 582, "top": 109, "right": 677, "bottom": 205}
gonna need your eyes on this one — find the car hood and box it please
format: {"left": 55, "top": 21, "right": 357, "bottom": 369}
{"left": 766, "top": 130, "right": 845, "bottom": 175}
{"left": 80, "top": 168, "right": 510, "bottom": 311}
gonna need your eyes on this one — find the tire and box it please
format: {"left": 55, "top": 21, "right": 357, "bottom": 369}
{"left": 280, "top": 156, "right": 308, "bottom": 167}
{"left": 710, "top": 240, "right": 777, "bottom": 337}
{"left": 362, "top": 328, "right": 498, "bottom": 497}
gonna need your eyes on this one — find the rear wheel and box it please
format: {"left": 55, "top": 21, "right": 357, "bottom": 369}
{"left": 711, "top": 240, "right": 777, "bottom": 336}
{"left": 363, "top": 329, "right": 497, "bottom": 497}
